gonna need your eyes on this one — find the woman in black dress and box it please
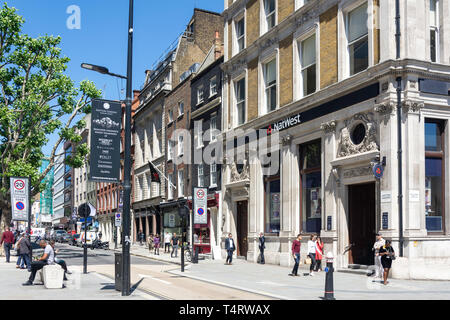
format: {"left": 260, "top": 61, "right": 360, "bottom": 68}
{"left": 379, "top": 240, "right": 395, "bottom": 285}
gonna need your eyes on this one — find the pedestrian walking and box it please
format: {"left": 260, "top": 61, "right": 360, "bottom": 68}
{"left": 307, "top": 234, "right": 317, "bottom": 276}
{"left": 164, "top": 232, "right": 172, "bottom": 253}
{"left": 315, "top": 236, "right": 324, "bottom": 272}
{"left": 289, "top": 234, "right": 302, "bottom": 276}
{"left": 148, "top": 234, "right": 154, "bottom": 252}
{"left": 372, "top": 233, "right": 385, "bottom": 282}
{"left": 379, "top": 240, "right": 395, "bottom": 285}
{"left": 153, "top": 234, "right": 160, "bottom": 255}
{"left": 18, "top": 233, "right": 32, "bottom": 271}
{"left": 171, "top": 233, "right": 179, "bottom": 258}
{"left": 22, "top": 240, "right": 55, "bottom": 286}
{"left": 0, "top": 226, "right": 14, "bottom": 263}
{"left": 225, "top": 233, "right": 235, "bottom": 265}
{"left": 258, "top": 232, "right": 265, "bottom": 264}
{"left": 15, "top": 233, "right": 23, "bottom": 269}
{"left": 138, "top": 230, "right": 145, "bottom": 246}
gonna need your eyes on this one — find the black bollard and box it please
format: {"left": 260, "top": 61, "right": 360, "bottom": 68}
{"left": 321, "top": 252, "right": 336, "bottom": 300}
{"left": 193, "top": 246, "right": 199, "bottom": 264}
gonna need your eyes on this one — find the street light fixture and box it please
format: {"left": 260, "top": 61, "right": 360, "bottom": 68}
{"left": 81, "top": 63, "right": 127, "bottom": 80}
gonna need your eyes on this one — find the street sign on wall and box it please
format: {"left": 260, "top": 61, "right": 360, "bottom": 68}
{"left": 193, "top": 187, "right": 208, "bottom": 224}
{"left": 115, "top": 212, "right": 122, "bottom": 227}
{"left": 10, "top": 177, "right": 29, "bottom": 222}
{"left": 90, "top": 99, "right": 121, "bottom": 183}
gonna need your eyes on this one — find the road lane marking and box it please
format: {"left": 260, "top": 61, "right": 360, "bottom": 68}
{"left": 138, "top": 274, "right": 172, "bottom": 285}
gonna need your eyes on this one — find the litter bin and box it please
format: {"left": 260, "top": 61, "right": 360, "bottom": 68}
{"left": 115, "top": 252, "right": 122, "bottom": 291}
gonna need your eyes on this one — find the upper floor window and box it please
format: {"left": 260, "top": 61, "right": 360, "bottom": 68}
{"left": 168, "top": 173, "right": 174, "bottom": 200}
{"left": 197, "top": 86, "right": 204, "bottom": 105}
{"left": 210, "top": 76, "right": 217, "bottom": 97}
{"left": 430, "top": 0, "right": 439, "bottom": 62}
{"left": 178, "top": 101, "right": 184, "bottom": 116}
{"left": 168, "top": 139, "right": 175, "bottom": 161}
{"left": 210, "top": 114, "right": 217, "bottom": 142}
{"left": 178, "top": 135, "right": 184, "bottom": 156}
{"left": 178, "top": 170, "right": 184, "bottom": 197}
{"left": 195, "top": 120, "right": 203, "bottom": 148}
{"left": 264, "top": 58, "right": 277, "bottom": 113}
{"left": 168, "top": 109, "right": 174, "bottom": 123}
{"left": 295, "top": 0, "right": 311, "bottom": 10}
{"left": 347, "top": 2, "right": 368, "bottom": 76}
{"left": 210, "top": 163, "right": 217, "bottom": 187}
{"left": 235, "top": 77, "right": 246, "bottom": 126}
{"left": 198, "top": 164, "right": 204, "bottom": 187}
{"left": 300, "top": 34, "right": 317, "bottom": 96}
{"left": 264, "top": 0, "right": 276, "bottom": 32}
{"left": 236, "top": 17, "right": 245, "bottom": 53}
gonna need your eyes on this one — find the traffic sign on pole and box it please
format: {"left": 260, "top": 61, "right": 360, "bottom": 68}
{"left": 193, "top": 187, "right": 207, "bottom": 224}
{"left": 10, "top": 177, "right": 29, "bottom": 222}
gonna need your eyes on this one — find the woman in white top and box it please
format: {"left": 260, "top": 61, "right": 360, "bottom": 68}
{"left": 307, "top": 235, "right": 317, "bottom": 276}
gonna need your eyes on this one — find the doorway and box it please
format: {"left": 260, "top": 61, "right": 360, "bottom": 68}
{"left": 236, "top": 201, "right": 248, "bottom": 258}
{"left": 348, "top": 182, "right": 376, "bottom": 265}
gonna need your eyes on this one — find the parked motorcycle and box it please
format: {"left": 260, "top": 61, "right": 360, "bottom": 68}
{"left": 90, "top": 238, "right": 109, "bottom": 250}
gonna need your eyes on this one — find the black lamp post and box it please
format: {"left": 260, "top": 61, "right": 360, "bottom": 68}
{"left": 80, "top": 0, "right": 134, "bottom": 296}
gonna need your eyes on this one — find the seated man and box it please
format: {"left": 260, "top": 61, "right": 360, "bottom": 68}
{"left": 49, "top": 240, "right": 71, "bottom": 280}
{"left": 22, "top": 240, "right": 55, "bottom": 286}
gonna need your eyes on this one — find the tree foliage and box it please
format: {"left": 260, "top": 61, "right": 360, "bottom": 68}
{"left": 0, "top": 3, "right": 101, "bottom": 225}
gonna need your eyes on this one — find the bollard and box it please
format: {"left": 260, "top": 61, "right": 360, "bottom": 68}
{"left": 193, "top": 246, "right": 199, "bottom": 264}
{"left": 321, "top": 252, "right": 336, "bottom": 300}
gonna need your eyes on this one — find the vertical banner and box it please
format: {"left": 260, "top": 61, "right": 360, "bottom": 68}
{"left": 90, "top": 99, "right": 122, "bottom": 182}
{"left": 10, "top": 177, "right": 29, "bottom": 222}
{"left": 193, "top": 187, "right": 208, "bottom": 224}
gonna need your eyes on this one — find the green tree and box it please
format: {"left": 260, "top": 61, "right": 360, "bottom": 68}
{"left": 0, "top": 3, "right": 101, "bottom": 228}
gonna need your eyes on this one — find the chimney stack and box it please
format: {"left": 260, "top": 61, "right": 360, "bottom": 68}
{"left": 214, "top": 30, "right": 223, "bottom": 60}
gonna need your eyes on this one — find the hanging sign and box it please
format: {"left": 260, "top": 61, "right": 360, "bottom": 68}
{"left": 10, "top": 177, "right": 29, "bottom": 222}
{"left": 194, "top": 187, "right": 208, "bottom": 224}
{"left": 373, "top": 163, "right": 384, "bottom": 179}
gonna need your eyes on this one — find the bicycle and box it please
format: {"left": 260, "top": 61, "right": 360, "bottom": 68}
{"left": 183, "top": 243, "right": 192, "bottom": 262}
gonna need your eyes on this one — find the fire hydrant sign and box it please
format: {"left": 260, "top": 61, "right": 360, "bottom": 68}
{"left": 10, "top": 177, "right": 29, "bottom": 222}
{"left": 193, "top": 188, "right": 207, "bottom": 224}
{"left": 90, "top": 99, "right": 121, "bottom": 183}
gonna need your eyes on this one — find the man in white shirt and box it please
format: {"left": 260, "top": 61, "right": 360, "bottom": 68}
{"left": 373, "top": 233, "right": 385, "bottom": 281}
{"left": 23, "top": 240, "right": 55, "bottom": 286}
{"left": 164, "top": 232, "right": 172, "bottom": 253}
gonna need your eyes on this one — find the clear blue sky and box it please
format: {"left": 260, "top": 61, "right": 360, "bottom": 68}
{"left": 5, "top": 0, "right": 223, "bottom": 156}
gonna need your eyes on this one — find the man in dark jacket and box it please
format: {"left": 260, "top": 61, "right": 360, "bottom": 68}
{"left": 1, "top": 226, "right": 15, "bottom": 263}
{"left": 225, "top": 233, "right": 235, "bottom": 265}
{"left": 18, "top": 233, "right": 32, "bottom": 271}
{"left": 258, "top": 232, "right": 266, "bottom": 264}
{"left": 289, "top": 234, "right": 302, "bottom": 276}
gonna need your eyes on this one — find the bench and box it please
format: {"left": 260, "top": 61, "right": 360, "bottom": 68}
{"left": 37, "top": 264, "right": 65, "bottom": 289}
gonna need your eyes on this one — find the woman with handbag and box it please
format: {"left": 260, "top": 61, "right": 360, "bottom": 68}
{"left": 307, "top": 235, "right": 317, "bottom": 276}
{"left": 315, "top": 236, "right": 324, "bottom": 272}
{"left": 379, "top": 240, "right": 395, "bottom": 285}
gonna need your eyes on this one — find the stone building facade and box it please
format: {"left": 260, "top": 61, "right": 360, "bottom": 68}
{"left": 221, "top": 0, "right": 450, "bottom": 279}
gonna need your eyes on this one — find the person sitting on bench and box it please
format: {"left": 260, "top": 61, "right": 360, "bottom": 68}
{"left": 49, "top": 240, "right": 71, "bottom": 281}
{"left": 22, "top": 240, "right": 55, "bottom": 286}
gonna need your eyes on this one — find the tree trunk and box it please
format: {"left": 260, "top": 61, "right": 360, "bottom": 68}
{"left": 0, "top": 204, "right": 12, "bottom": 231}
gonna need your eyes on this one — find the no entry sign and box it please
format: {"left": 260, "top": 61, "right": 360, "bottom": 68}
{"left": 10, "top": 177, "right": 29, "bottom": 222}
{"left": 193, "top": 187, "right": 207, "bottom": 224}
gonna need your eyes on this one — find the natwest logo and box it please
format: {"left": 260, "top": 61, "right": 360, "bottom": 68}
{"left": 267, "top": 113, "right": 301, "bottom": 135}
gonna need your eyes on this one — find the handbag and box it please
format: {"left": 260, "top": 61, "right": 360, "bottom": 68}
{"left": 305, "top": 257, "right": 312, "bottom": 265}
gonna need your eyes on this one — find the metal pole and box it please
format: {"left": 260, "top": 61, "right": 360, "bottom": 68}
{"left": 83, "top": 212, "right": 87, "bottom": 274}
{"left": 28, "top": 176, "right": 31, "bottom": 235}
{"left": 395, "top": 0, "right": 404, "bottom": 257}
{"left": 121, "top": 0, "right": 134, "bottom": 296}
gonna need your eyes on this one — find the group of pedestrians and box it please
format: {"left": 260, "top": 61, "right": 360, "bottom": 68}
{"left": 288, "top": 234, "right": 324, "bottom": 277}
{"left": 373, "top": 233, "right": 395, "bottom": 285}
{"left": 137, "top": 230, "right": 181, "bottom": 258}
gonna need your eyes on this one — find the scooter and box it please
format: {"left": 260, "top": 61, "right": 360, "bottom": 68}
{"left": 90, "top": 238, "right": 110, "bottom": 250}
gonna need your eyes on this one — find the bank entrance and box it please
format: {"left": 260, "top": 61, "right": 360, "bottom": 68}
{"left": 236, "top": 200, "right": 248, "bottom": 258}
{"left": 348, "top": 182, "right": 376, "bottom": 265}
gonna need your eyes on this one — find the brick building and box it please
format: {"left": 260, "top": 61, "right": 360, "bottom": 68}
{"left": 221, "top": 0, "right": 450, "bottom": 279}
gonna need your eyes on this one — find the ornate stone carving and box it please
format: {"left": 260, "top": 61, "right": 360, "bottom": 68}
{"left": 343, "top": 166, "right": 373, "bottom": 179}
{"left": 402, "top": 100, "right": 424, "bottom": 114}
{"left": 280, "top": 134, "right": 292, "bottom": 146}
{"left": 374, "top": 102, "right": 395, "bottom": 116}
{"left": 320, "top": 121, "right": 337, "bottom": 134}
{"left": 230, "top": 158, "right": 250, "bottom": 182}
{"left": 337, "top": 113, "right": 379, "bottom": 158}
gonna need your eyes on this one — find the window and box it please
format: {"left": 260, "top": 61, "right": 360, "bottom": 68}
{"left": 210, "top": 76, "right": 217, "bottom": 97}
{"left": 178, "top": 101, "right": 184, "bottom": 116}
{"left": 210, "top": 114, "right": 217, "bottom": 142}
{"left": 300, "top": 140, "right": 322, "bottom": 234}
{"left": 196, "top": 120, "right": 203, "bottom": 148}
{"left": 168, "top": 139, "right": 175, "bottom": 161}
{"left": 178, "top": 135, "right": 184, "bottom": 156}
{"left": 235, "top": 78, "right": 246, "bottom": 125}
{"left": 264, "top": 0, "right": 276, "bottom": 31}
{"left": 425, "top": 119, "right": 446, "bottom": 232}
{"left": 168, "top": 173, "right": 174, "bottom": 200}
{"left": 295, "top": 0, "right": 311, "bottom": 10}
{"left": 210, "top": 163, "right": 217, "bottom": 186}
{"left": 198, "top": 164, "right": 204, "bottom": 187}
{"left": 236, "top": 17, "right": 245, "bottom": 53}
{"left": 178, "top": 170, "right": 184, "bottom": 197}
{"left": 264, "top": 59, "right": 277, "bottom": 113}
{"left": 168, "top": 109, "right": 174, "bottom": 123}
{"left": 300, "top": 34, "right": 316, "bottom": 96}
{"left": 197, "top": 86, "right": 204, "bottom": 105}
{"left": 140, "top": 139, "right": 145, "bottom": 163}
{"left": 347, "top": 3, "right": 368, "bottom": 76}
{"left": 430, "top": 0, "right": 439, "bottom": 62}
{"left": 265, "top": 177, "right": 280, "bottom": 233}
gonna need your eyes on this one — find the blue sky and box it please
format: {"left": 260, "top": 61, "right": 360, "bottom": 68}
{"left": 5, "top": 0, "right": 223, "bottom": 156}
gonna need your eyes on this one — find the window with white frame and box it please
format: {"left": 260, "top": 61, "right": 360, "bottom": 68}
{"left": 295, "top": 0, "right": 311, "bottom": 10}
{"left": 178, "top": 101, "right": 184, "bottom": 116}
{"left": 168, "top": 109, "right": 173, "bottom": 123}
{"left": 430, "top": 0, "right": 439, "bottom": 62}
{"left": 210, "top": 163, "right": 217, "bottom": 186}
{"left": 210, "top": 114, "right": 217, "bottom": 142}
{"left": 264, "top": 58, "right": 277, "bottom": 113}
{"left": 168, "top": 173, "right": 174, "bottom": 200}
{"left": 264, "top": 0, "right": 276, "bottom": 32}
{"left": 198, "top": 164, "right": 204, "bottom": 187}
{"left": 168, "top": 139, "right": 175, "bottom": 160}
{"left": 178, "top": 135, "right": 184, "bottom": 156}
{"left": 178, "top": 170, "right": 184, "bottom": 197}
{"left": 197, "top": 86, "right": 204, "bottom": 105}
{"left": 196, "top": 119, "right": 203, "bottom": 148}
{"left": 235, "top": 77, "right": 246, "bottom": 126}
{"left": 300, "top": 34, "right": 316, "bottom": 96}
{"left": 210, "top": 76, "right": 217, "bottom": 97}
{"left": 236, "top": 17, "right": 245, "bottom": 53}
{"left": 347, "top": 2, "right": 369, "bottom": 76}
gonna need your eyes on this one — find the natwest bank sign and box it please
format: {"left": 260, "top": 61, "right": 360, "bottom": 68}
{"left": 267, "top": 113, "right": 301, "bottom": 135}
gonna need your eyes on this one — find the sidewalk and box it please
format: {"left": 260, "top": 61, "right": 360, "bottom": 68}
{"left": 0, "top": 256, "right": 155, "bottom": 300}
{"left": 113, "top": 243, "right": 193, "bottom": 266}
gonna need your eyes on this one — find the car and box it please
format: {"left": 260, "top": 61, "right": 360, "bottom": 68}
{"left": 54, "top": 230, "right": 70, "bottom": 243}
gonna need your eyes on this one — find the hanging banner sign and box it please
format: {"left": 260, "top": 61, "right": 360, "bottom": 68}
{"left": 90, "top": 99, "right": 121, "bottom": 183}
{"left": 193, "top": 187, "right": 208, "bottom": 224}
{"left": 10, "top": 177, "right": 29, "bottom": 222}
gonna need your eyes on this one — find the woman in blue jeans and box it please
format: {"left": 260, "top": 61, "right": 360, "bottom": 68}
{"left": 18, "top": 233, "right": 32, "bottom": 270}
{"left": 307, "top": 234, "right": 317, "bottom": 276}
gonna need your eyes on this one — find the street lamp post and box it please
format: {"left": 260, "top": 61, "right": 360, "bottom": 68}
{"left": 80, "top": 0, "right": 134, "bottom": 296}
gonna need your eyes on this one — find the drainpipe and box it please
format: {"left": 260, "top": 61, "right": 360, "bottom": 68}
{"left": 395, "top": 0, "right": 404, "bottom": 257}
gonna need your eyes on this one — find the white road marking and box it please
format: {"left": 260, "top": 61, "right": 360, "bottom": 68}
{"left": 138, "top": 274, "right": 172, "bottom": 285}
